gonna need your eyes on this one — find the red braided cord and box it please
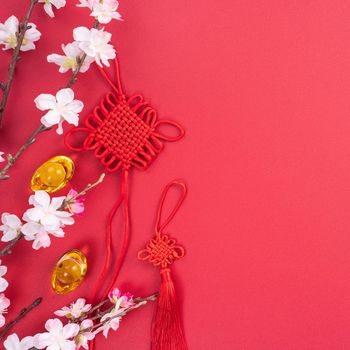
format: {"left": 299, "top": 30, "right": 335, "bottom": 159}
{"left": 90, "top": 169, "right": 128, "bottom": 302}
{"left": 102, "top": 170, "right": 130, "bottom": 299}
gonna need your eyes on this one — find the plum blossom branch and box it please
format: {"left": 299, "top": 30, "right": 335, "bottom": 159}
{"left": 0, "top": 0, "right": 40, "bottom": 128}
{"left": 0, "top": 48, "right": 92, "bottom": 180}
{"left": 63, "top": 173, "right": 105, "bottom": 208}
{"left": 8, "top": 290, "right": 157, "bottom": 350}
{"left": 0, "top": 18, "right": 103, "bottom": 181}
{"left": 0, "top": 173, "right": 105, "bottom": 257}
{"left": 0, "top": 297, "right": 42, "bottom": 341}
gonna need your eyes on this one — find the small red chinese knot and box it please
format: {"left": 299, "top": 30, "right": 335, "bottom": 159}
{"left": 138, "top": 234, "right": 185, "bottom": 269}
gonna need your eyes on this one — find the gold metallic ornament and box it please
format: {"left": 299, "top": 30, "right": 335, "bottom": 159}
{"left": 31, "top": 155, "right": 74, "bottom": 193}
{"left": 52, "top": 249, "right": 87, "bottom": 294}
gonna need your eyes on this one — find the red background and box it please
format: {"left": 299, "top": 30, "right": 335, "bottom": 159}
{"left": 1, "top": 0, "right": 350, "bottom": 349}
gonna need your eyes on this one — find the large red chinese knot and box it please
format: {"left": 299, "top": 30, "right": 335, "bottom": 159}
{"left": 64, "top": 58, "right": 185, "bottom": 323}
{"left": 65, "top": 59, "right": 184, "bottom": 173}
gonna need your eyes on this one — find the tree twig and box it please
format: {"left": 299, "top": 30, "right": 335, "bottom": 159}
{"left": 0, "top": 19, "right": 101, "bottom": 180}
{"left": 63, "top": 173, "right": 105, "bottom": 207}
{"left": 0, "top": 297, "right": 42, "bottom": 340}
{"left": 0, "top": 0, "right": 39, "bottom": 127}
{"left": 0, "top": 125, "right": 50, "bottom": 180}
{"left": 0, "top": 233, "right": 24, "bottom": 257}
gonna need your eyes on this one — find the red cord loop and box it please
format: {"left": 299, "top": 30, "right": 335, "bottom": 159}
{"left": 155, "top": 180, "right": 187, "bottom": 233}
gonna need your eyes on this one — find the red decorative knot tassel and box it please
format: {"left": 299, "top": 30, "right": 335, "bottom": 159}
{"left": 64, "top": 58, "right": 185, "bottom": 350}
{"left": 138, "top": 180, "right": 189, "bottom": 350}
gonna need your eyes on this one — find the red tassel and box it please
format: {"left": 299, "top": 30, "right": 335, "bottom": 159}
{"left": 138, "top": 180, "right": 189, "bottom": 350}
{"left": 151, "top": 268, "right": 188, "bottom": 350}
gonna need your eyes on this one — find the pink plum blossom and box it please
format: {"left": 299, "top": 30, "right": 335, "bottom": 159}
{"left": 66, "top": 189, "right": 85, "bottom": 215}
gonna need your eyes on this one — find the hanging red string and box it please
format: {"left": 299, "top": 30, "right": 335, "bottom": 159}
{"left": 138, "top": 180, "right": 189, "bottom": 350}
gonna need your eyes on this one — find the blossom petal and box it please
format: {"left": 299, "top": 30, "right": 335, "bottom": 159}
{"left": 34, "top": 333, "right": 54, "bottom": 348}
{"left": 23, "top": 207, "right": 44, "bottom": 222}
{"left": 0, "top": 278, "right": 8, "bottom": 293}
{"left": 56, "top": 88, "right": 74, "bottom": 104}
{"left": 63, "top": 323, "right": 79, "bottom": 339}
{"left": 32, "top": 231, "right": 51, "bottom": 250}
{"left": 1, "top": 229, "right": 18, "bottom": 242}
{"left": 41, "top": 110, "right": 61, "bottom": 128}
{"left": 41, "top": 215, "right": 61, "bottom": 231}
{"left": 50, "top": 196, "right": 66, "bottom": 210}
{"left": 34, "top": 94, "right": 56, "bottom": 111}
{"left": 35, "top": 191, "right": 51, "bottom": 207}
{"left": 47, "top": 54, "right": 65, "bottom": 65}
{"left": 5, "top": 16, "right": 19, "bottom": 34}
{"left": 21, "top": 222, "right": 41, "bottom": 236}
{"left": 73, "top": 27, "right": 91, "bottom": 42}
{"left": 4, "top": 334, "right": 20, "bottom": 350}
{"left": 44, "top": 3, "right": 55, "bottom": 17}
{"left": 21, "top": 336, "right": 35, "bottom": 349}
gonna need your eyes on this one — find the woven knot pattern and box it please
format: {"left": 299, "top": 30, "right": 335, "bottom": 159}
{"left": 94, "top": 102, "right": 154, "bottom": 169}
{"left": 138, "top": 234, "right": 185, "bottom": 268}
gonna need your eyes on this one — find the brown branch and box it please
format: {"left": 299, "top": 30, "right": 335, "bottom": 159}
{"left": 0, "top": 19, "right": 101, "bottom": 180}
{"left": 0, "top": 0, "right": 39, "bottom": 128}
{"left": 0, "top": 233, "right": 24, "bottom": 257}
{"left": 0, "top": 297, "right": 42, "bottom": 340}
{"left": 62, "top": 173, "right": 105, "bottom": 208}
{"left": 0, "top": 125, "right": 50, "bottom": 180}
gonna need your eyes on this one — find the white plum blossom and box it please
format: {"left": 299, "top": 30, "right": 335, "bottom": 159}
{"left": 55, "top": 298, "right": 91, "bottom": 319}
{"left": 73, "top": 27, "right": 116, "bottom": 67}
{"left": 0, "top": 16, "right": 41, "bottom": 51}
{"left": 38, "top": 0, "right": 67, "bottom": 18}
{"left": 35, "top": 88, "right": 84, "bottom": 134}
{"left": 0, "top": 261, "right": 8, "bottom": 293}
{"left": 0, "top": 293, "right": 10, "bottom": 327}
{"left": 33, "top": 319, "right": 79, "bottom": 350}
{"left": 3, "top": 334, "right": 34, "bottom": 350}
{"left": 75, "top": 319, "right": 95, "bottom": 349}
{"left": 21, "top": 191, "right": 74, "bottom": 250}
{"left": 91, "top": 0, "right": 123, "bottom": 24}
{"left": 47, "top": 42, "right": 94, "bottom": 73}
{"left": 0, "top": 213, "right": 22, "bottom": 242}
{"left": 0, "top": 152, "right": 5, "bottom": 162}
{"left": 95, "top": 308, "right": 122, "bottom": 338}
{"left": 77, "top": 0, "right": 122, "bottom": 23}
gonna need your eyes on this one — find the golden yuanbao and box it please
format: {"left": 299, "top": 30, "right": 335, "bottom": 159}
{"left": 52, "top": 249, "right": 87, "bottom": 294}
{"left": 31, "top": 155, "right": 74, "bottom": 193}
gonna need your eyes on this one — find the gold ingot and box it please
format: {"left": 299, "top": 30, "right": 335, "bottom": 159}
{"left": 31, "top": 156, "right": 74, "bottom": 193}
{"left": 52, "top": 249, "right": 87, "bottom": 294}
